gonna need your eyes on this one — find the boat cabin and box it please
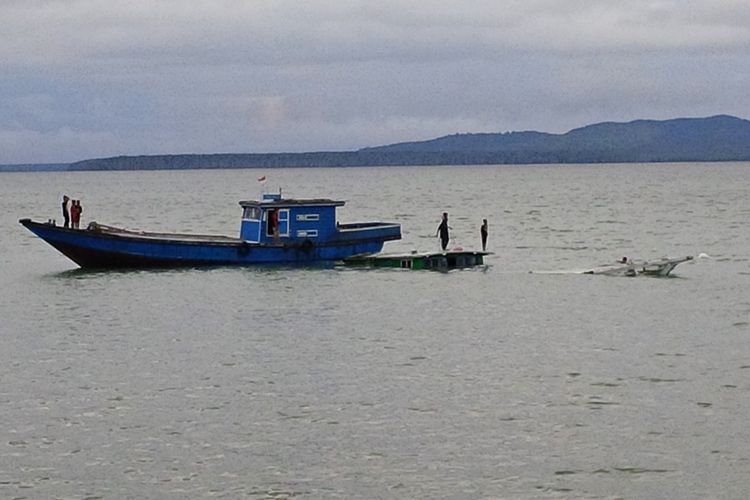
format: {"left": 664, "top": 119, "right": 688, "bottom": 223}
{"left": 239, "top": 193, "right": 345, "bottom": 244}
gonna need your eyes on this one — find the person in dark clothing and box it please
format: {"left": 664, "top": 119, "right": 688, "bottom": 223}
{"left": 436, "top": 212, "right": 450, "bottom": 251}
{"left": 61, "top": 195, "right": 70, "bottom": 228}
{"left": 480, "top": 218, "right": 488, "bottom": 251}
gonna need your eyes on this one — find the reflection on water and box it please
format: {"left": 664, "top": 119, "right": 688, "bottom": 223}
{"left": 1, "top": 163, "right": 750, "bottom": 499}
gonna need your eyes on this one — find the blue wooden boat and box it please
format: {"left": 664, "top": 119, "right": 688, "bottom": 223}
{"left": 19, "top": 193, "right": 401, "bottom": 269}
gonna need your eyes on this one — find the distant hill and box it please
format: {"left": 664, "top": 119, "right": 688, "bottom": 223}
{"left": 0, "top": 163, "right": 68, "bottom": 172}
{"left": 361, "top": 115, "right": 750, "bottom": 163}
{"left": 5, "top": 115, "right": 750, "bottom": 172}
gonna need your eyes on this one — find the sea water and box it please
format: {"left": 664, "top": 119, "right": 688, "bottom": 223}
{"left": 1, "top": 163, "right": 749, "bottom": 499}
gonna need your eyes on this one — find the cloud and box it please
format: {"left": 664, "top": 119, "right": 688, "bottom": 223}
{"left": 6, "top": 0, "right": 750, "bottom": 68}
{"left": 2, "top": 0, "right": 750, "bottom": 162}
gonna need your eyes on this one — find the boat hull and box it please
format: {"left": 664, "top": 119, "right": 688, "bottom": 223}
{"left": 583, "top": 256, "right": 693, "bottom": 277}
{"left": 19, "top": 219, "right": 399, "bottom": 269}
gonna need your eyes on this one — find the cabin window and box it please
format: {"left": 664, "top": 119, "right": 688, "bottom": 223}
{"left": 243, "top": 207, "right": 261, "bottom": 220}
{"left": 296, "top": 214, "right": 320, "bottom": 221}
{"left": 277, "top": 209, "right": 290, "bottom": 236}
{"left": 296, "top": 229, "right": 318, "bottom": 238}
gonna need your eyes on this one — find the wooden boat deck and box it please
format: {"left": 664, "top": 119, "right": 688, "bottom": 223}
{"left": 87, "top": 222, "right": 243, "bottom": 243}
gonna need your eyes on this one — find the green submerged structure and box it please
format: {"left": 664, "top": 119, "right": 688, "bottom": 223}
{"left": 344, "top": 250, "right": 489, "bottom": 270}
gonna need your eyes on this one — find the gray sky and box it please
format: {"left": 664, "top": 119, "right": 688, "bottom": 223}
{"left": 2, "top": 0, "right": 749, "bottom": 164}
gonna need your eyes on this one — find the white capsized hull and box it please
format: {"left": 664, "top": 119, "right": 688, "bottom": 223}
{"left": 584, "top": 256, "right": 693, "bottom": 277}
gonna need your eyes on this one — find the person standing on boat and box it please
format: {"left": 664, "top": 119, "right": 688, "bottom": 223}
{"left": 480, "top": 218, "right": 488, "bottom": 251}
{"left": 436, "top": 212, "right": 450, "bottom": 251}
{"left": 61, "top": 195, "right": 70, "bottom": 228}
{"left": 70, "top": 200, "right": 78, "bottom": 229}
{"left": 72, "top": 200, "right": 83, "bottom": 229}
{"left": 268, "top": 209, "right": 279, "bottom": 240}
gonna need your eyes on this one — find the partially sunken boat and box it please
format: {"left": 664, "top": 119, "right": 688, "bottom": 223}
{"left": 19, "top": 193, "right": 401, "bottom": 269}
{"left": 583, "top": 256, "right": 693, "bottom": 277}
{"left": 344, "top": 250, "right": 489, "bottom": 270}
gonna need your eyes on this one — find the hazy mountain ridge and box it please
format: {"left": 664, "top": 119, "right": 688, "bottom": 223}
{"left": 363, "top": 115, "right": 750, "bottom": 162}
{"left": 4, "top": 115, "right": 750, "bottom": 171}
{"left": 0, "top": 163, "right": 70, "bottom": 172}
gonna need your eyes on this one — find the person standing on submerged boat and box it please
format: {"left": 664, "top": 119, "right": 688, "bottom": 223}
{"left": 436, "top": 212, "right": 450, "bottom": 251}
{"left": 61, "top": 195, "right": 70, "bottom": 228}
{"left": 480, "top": 218, "right": 488, "bottom": 251}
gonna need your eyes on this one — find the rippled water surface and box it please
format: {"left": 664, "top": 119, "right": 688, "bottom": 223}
{"left": 2, "top": 163, "right": 750, "bottom": 499}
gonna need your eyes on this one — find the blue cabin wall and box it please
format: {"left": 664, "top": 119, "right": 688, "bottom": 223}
{"left": 239, "top": 219, "right": 261, "bottom": 242}
{"left": 287, "top": 206, "right": 337, "bottom": 242}
{"left": 239, "top": 204, "right": 263, "bottom": 242}
{"left": 239, "top": 204, "right": 338, "bottom": 244}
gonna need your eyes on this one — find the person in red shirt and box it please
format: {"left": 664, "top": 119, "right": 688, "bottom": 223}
{"left": 71, "top": 200, "right": 83, "bottom": 229}
{"left": 268, "top": 209, "right": 279, "bottom": 240}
